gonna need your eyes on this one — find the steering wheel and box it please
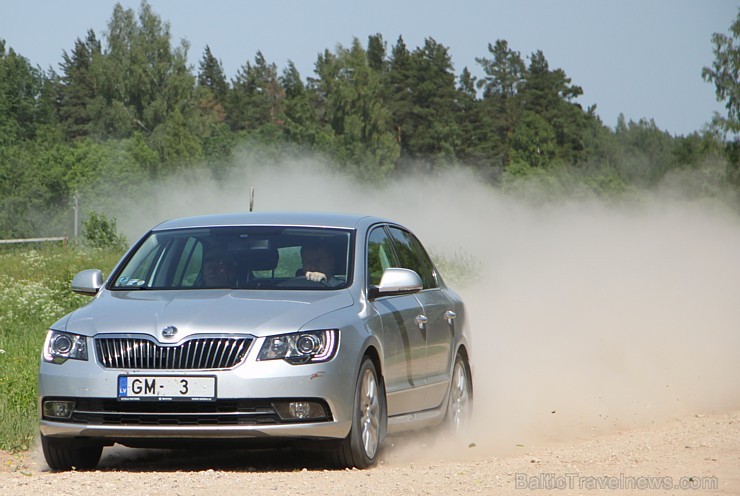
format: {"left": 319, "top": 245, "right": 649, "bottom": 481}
{"left": 278, "top": 276, "right": 330, "bottom": 288}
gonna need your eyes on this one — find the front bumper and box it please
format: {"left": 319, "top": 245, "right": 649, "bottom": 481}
{"left": 39, "top": 347, "right": 357, "bottom": 444}
{"left": 40, "top": 418, "right": 351, "bottom": 442}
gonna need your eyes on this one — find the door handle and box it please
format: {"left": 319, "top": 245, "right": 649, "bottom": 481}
{"left": 415, "top": 314, "right": 428, "bottom": 329}
{"left": 444, "top": 310, "right": 456, "bottom": 336}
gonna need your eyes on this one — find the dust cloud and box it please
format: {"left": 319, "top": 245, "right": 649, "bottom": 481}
{"left": 114, "top": 154, "right": 740, "bottom": 458}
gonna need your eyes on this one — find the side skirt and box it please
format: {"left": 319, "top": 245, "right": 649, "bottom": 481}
{"left": 386, "top": 406, "right": 446, "bottom": 434}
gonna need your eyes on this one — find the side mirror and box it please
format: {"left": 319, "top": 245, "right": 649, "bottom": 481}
{"left": 71, "top": 269, "right": 104, "bottom": 296}
{"left": 369, "top": 268, "right": 423, "bottom": 299}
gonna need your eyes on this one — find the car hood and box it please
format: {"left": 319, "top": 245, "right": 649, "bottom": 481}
{"left": 53, "top": 289, "right": 355, "bottom": 339}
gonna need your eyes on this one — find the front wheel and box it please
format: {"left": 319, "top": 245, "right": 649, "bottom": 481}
{"left": 446, "top": 352, "right": 473, "bottom": 435}
{"left": 329, "top": 357, "right": 386, "bottom": 469}
{"left": 41, "top": 435, "right": 103, "bottom": 471}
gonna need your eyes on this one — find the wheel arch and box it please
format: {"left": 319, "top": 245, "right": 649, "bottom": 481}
{"left": 454, "top": 343, "right": 473, "bottom": 399}
{"left": 362, "top": 344, "right": 382, "bottom": 380}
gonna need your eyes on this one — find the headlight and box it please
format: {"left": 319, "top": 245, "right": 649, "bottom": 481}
{"left": 43, "top": 330, "right": 88, "bottom": 363}
{"left": 258, "top": 329, "right": 339, "bottom": 364}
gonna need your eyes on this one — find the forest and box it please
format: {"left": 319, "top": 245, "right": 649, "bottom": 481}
{"left": 1, "top": 2, "right": 739, "bottom": 239}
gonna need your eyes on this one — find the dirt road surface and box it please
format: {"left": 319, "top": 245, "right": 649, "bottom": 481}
{"left": 1, "top": 410, "right": 737, "bottom": 495}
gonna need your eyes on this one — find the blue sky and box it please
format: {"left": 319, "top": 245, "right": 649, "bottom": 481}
{"left": 1, "top": 0, "right": 737, "bottom": 136}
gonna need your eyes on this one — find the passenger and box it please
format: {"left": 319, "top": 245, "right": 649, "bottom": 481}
{"left": 300, "top": 244, "right": 340, "bottom": 286}
{"left": 202, "top": 248, "right": 235, "bottom": 287}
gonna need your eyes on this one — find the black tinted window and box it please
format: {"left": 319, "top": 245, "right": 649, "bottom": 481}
{"left": 111, "top": 227, "right": 353, "bottom": 290}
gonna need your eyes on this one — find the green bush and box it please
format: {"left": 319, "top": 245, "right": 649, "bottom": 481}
{"left": 82, "top": 212, "right": 128, "bottom": 251}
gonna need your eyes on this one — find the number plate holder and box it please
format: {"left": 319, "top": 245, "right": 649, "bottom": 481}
{"left": 117, "top": 375, "right": 216, "bottom": 401}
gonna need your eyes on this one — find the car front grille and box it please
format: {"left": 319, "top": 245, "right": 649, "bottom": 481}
{"left": 45, "top": 398, "right": 332, "bottom": 426}
{"left": 95, "top": 335, "right": 252, "bottom": 370}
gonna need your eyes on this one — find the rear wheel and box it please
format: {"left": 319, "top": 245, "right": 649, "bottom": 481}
{"left": 329, "top": 357, "right": 386, "bottom": 469}
{"left": 446, "top": 352, "right": 473, "bottom": 435}
{"left": 41, "top": 435, "right": 103, "bottom": 471}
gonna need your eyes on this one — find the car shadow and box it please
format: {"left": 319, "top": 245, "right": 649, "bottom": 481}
{"left": 94, "top": 445, "right": 335, "bottom": 472}
{"left": 79, "top": 429, "right": 441, "bottom": 473}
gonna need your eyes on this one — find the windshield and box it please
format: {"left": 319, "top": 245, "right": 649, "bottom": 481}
{"left": 111, "top": 226, "right": 354, "bottom": 290}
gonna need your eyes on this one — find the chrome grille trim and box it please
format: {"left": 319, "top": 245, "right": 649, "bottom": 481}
{"left": 95, "top": 335, "right": 252, "bottom": 370}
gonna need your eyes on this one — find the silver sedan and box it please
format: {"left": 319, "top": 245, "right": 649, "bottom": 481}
{"left": 39, "top": 212, "right": 473, "bottom": 470}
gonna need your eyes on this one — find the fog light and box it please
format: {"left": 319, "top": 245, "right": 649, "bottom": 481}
{"left": 43, "top": 400, "right": 76, "bottom": 419}
{"left": 272, "top": 400, "right": 327, "bottom": 421}
{"left": 290, "top": 401, "right": 312, "bottom": 419}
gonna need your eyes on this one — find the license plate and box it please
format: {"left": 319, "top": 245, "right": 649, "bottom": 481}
{"left": 118, "top": 375, "right": 216, "bottom": 401}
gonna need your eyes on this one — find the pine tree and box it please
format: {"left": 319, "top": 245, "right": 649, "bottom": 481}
{"left": 386, "top": 36, "right": 414, "bottom": 157}
{"left": 280, "top": 61, "right": 329, "bottom": 147}
{"left": 228, "top": 51, "right": 285, "bottom": 133}
{"left": 58, "top": 30, "right": 101, "bottom": 140}
{"left": 367, "top": 33, "right": 387, "bottom": 73}
{"left": 475, "top": 40, "right": 526, "bottom": 167}
{"left": 519, "top": 50, "right": 587, "bottom": 164}
{"left": 405, "top": 37, "right": 459, "bottom": 163}
{"left": 197, "top": 45, "right": 229, "bottom": 106}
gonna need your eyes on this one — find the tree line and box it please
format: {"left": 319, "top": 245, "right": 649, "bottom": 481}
{"left": 1, "top": 2, "right": 738, "bottom": 238}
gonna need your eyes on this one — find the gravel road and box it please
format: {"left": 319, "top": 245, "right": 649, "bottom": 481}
{"left": 1, "top": 410, "right": 737, "bottom": 495}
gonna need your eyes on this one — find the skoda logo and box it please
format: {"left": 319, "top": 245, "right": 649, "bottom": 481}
{"left": 161, "top": 326, "right": 178, "bottom": 339}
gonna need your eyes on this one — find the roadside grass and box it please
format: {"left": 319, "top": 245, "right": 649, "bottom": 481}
{"left": 432, "top": 249, "right": 481, "bottom": 288}
{"left": 0, "top": 244, "right": 123, "bottom": 451}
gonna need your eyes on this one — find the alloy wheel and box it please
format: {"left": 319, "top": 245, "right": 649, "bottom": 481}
{"left": 359, "top": 367, "right": 380, "bottom": 458}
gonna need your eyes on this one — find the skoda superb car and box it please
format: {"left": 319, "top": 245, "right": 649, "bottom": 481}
{"left": 39, "top": 212, "right": 472, "bottom": 470}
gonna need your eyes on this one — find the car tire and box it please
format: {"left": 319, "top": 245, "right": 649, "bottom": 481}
{"left": 329, "top": 357, "right": 386, "bottom": 469}
{"left": 446, "top": 351, "right": 473, "bottom": 435}
{"left": 41, "top": 435, "right": 103, "bottom": 471}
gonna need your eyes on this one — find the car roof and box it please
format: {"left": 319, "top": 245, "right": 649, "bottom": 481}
{"left": 152, "top": 211, "right": 394, "bottom": 231}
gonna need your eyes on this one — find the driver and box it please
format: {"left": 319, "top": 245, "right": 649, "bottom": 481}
{"left": 202, "top": 248, "right": 235, "bottom": 287}
{"left": 301, "top": 244, "right": 340, "bottom": 286}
